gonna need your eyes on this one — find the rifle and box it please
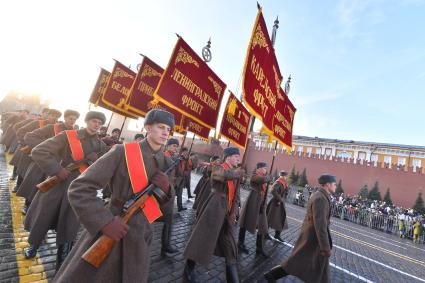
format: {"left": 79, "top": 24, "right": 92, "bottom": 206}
{"left": 20, "top": 145, "right": 32, "bottom": 154}
{"left": 36, "top": 159, "right": 92, "bottom": 193}
{"left": 81, "top": 157, "right": 181, "bottom": 268}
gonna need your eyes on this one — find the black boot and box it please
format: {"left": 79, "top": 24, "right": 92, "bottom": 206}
{"left": 183, "top": 259, "right": 199, "bottom": 283}
{"left": 10, "top": 167, "right": 17, "bottom": 180}
{"left": 24, "top": 244, "right": 39, "bottom": 259}
{"left": 21, "top": 205, "right": 28, "bottom": 215}
{"left": 161, "top": 222, "right": 178, "bottom": 256}
{"left": 256, "top": 234, "right": 269, "bottom": 258}
{"left": 264, "top": 266, "right": 288, "bottom": 282}
{"left": 238, "top": 228, "right": 249, "bottom": 254}
{"left": 12, "top": 176, "right": 23, "bottom": 193}
{"left": 274, "top": 231, "right": 284, "bottom": 242}
{"left": 55, "top": 242, "right": 73, "bottom": 271}
{"left": 226, "top": 264, "right": 240, "bottom": 283}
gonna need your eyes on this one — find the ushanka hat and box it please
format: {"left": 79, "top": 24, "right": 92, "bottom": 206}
{"left": 223, "top": 147, "right": 240, "bottom": 158}
{"left": 318, "top": 174, "right": 337, "bottom": 185}
{"left": 85, "top": 111, "right": 106, "bottom": 124}
{"left": 64, "top": 109, "right": 80, "bottom": 118}
{"left": 144, "top": 109, "right": 175, "bottom": 129}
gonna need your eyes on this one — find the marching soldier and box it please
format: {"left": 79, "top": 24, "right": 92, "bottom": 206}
{"left": 17, "top": 110, "right": 80, "bottom": 214}
{"left": 101, "top": 128, "right": 123, "bottom": 146}
{"left": 263, "top": 174, "right": 336, "bottom": 283}
{"left": 192, "top": 155, "right": 220, "bottom": 211}
{"left": 238, "top": 162, "right": 271, "bottom": 257}
{"left": 183, "top": 147, "right": 244, "bottom": 283}
{"left": 23, "top": 111, "right": 106, "bottom": 271}
{"left": 175, "top": 147, "right": 189, "bottom": 211}
{"left": 54, "top": 109, "right": 175, "bottom": 282}
{"left": 266, "top": 170, "right": 289, "bottom": 242}
{"left": 183, "top": 152, "right": 198, "bottom": 199}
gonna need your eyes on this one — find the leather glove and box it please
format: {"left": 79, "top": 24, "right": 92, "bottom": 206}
{"left": 320, "top": 250, "right": 331, "bottom": 257}
{"left": 101, "top": 216, "right": 129, "bottom": 242}
{"left": 234, "top": 168, "right": 245, "bottom": 178}
{"left": 151, "top": 171, "right": 170, "bottom": 195}
{"left": 86, "top": 152, "right": 99, "bottom": 162}
{"left": 56, "top": 168, "right": 71, "bottom": 180}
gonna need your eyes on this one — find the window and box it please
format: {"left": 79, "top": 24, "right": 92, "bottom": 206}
{"left": 413, "top": 159, "right": 422, "bottom": 172}
{"left": 398, "top": 157, "right": 406, "bottom": 166}
{"left": 358, "top": 152, "right": 366, "bottom": 160}
{"left": 384, "top": 156, "right": 391, "bottom": 164}
{"left": 325, "top": 148, "right": 332, "bottom": 156}
{"left": 307, "top": 147, "right": 312, "bottom": 157}
{"left": 371, "top": 154, "right": 378, "bottom": 162}
{"left": 316, "top": 148, "right": 322, "bottom": 155}
{"left": 297, "top": 146, "right": 303, "bottom": 155}
{"left": 337, "top": 151, "right": 352, "bottom": 158}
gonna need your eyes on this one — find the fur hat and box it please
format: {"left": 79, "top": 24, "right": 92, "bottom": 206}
{"left": 144, "top": 109, "right": 175, "bottom": 128}
{"left": 280, "top": 170, "right": 288, "bottom": 177}
{"left": 48, "top": 109, "right": 62, "bottom": 117}
{"left": 318, "top": 174, "right": 337, "bottom": 185}
{"left": 64, "top": 109, "right": 80, "bottom": 118}
{"left": 112, "top": 128, "right": 121, "bottom": 134}
{"left": 223, "top": 147, "right": 240, "bottom": 159}
{"left": 85, "top": 111, "right": 106, "bottom": 124}
{"left": 256, "top": 162, "right": 267, "bottom": 169}
{"left": 166, "top": 138, "right": 179, "bottom": 146}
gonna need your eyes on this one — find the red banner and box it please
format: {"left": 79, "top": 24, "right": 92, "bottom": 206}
{"left": 242, "top": 8, "right": 295, "bottom": 149}
{"left": 126, "top": 56, "right": 163, "bottom": 117}
{"left": 219, "top": 92, "right": 251, "bottom": 149}
{"left": 270, "top": 88, "right": 296, "bottom": 148}
{"left": 152, "top": 37, "right": 225, "bottom": 130}
{"left": 102, "top": 60, "right": 139, "bottom": 117}
{"left": 90, "top": 68, "right": 137, "bottom": 118}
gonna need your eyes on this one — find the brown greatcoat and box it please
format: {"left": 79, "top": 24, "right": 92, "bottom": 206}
{"left": 238, "top": 173, "right": 271, "bottom": 234}
{"left": 1, "top": 114, "right": 24, "bottom": 146}
{"left": 8, "top": 118, "right": 34, "bottom": 167}
{"left": 281, "top": 188, "right": 333, "bottom": 283}
{"left": 24, "top": 129, "right": 105, "bottom": 246}
{"left": 17, "top": 123, "right": 72, "bottom": 202}
{"left": 54, "top": 139, "right": 173, "bottom": 283}
{"left": 183, "top": 164, "right": 241, "bottom": 266}
{"left": 16, "top": 119, "right": 51, "bottom": 177}
{"left": 192, "top": 165, "right": 213, "bottom": 211}
{"left": 266, "top": 178, "right": 289, "bottom": 232}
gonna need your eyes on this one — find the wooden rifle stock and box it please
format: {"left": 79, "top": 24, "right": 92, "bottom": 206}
{"left": 81, "top": 158, "right": 181, "bottom": 268}
{"left": 20, "top": 145, "right": 32, "bottom": 154}
{"left": 81, "top": 186, "right": 153, "bottom": 268}
{"left": 36, "top": 162, "right": 84, "bottom": 193}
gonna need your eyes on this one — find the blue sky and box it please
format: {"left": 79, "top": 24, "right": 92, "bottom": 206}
{"left": 0, "top": 0, "right": 424, "bottom": 145}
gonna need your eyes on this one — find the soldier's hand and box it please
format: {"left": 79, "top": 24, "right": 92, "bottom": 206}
{"left": 320, "top": 250, "right": 331, "bottom": 257}
{"left": 151, "top": 171, "right": 170, "bottom": 194}
{"left": 56, "top": 168, "right": 71, "bottom": 180}
{"left": 234, "top": 168, "right": 245, "bottom": 178}
{"left": 101, "top": 216, "right": 129, "bottom": 242}
{"left": 86, "top": 152, "right": 99, "bottom": 162}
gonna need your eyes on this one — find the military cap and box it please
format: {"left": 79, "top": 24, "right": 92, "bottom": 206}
{"left": 166, "top": 138, "right": 179, "bottom": 146}
{"left": 48, "top": 109, "right": 62, "bottom": 117}
{"left": 318, "top": 174, "right": 337, "bottom": 185}
{"left": 64, "top": 109, "right": 80, "bottom": 118}
{"left": 134, "top": 133, "right": 145, "bottom": 140}
{"left": 85, "top": 111, "right": 106, "bottom": 124}
{"left": 223, "top": 147, "right": 240, "bottom": 159}
{"left": 280, "top": 170, "right": 288, "bottom": 177}
{"left": 256, "top": 162, "right": 267, "bottom": 169}
{"left": 210, "top": 155, "right": 220, "bottom": 162}
{"left": 144, "top": 109, "right": 175, "bottom": 129}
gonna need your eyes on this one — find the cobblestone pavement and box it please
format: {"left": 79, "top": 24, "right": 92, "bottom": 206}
{"left": 1, "top": 150, "right": 425, "bottom": 282}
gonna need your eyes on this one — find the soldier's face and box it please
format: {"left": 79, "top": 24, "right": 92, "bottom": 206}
{"left": 64, "top": 115, "right": 78, "bottom": 128}
{"left": 86, "top": 118, "right": 103, "bottom": 134}
{"left": 226, "top": 154, "right": 240, "bottom": 167}
{"left": 325, "top": 182, "right": 337, "bottom": 193}
{"left": 146, "top": 123, "right": 171, "bottom": 146}
{"left": 168, "top": 144, "right": 178, "bottom": 153}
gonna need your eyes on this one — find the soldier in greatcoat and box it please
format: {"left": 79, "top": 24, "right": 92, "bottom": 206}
{"left": 175, "top": 146, "right": 189, "bottom": 211}
{"left": 266, "top": 170, "right": 289, "bottom": 242}
{"left": 183, "top": 147, "right": 244, "bottom": 283}
{"left": 263, "top": 174, "right": 336, "bottom": 283}
{"left": 238, "top": 162, "right": 271, "bottom": 257}
{"left": 53, "top": 109, "right": 175, "bottom": 282}
{"left": 23, "top": 111, "right": 106, "bottom": 271}
{"left": 17, "top": 110, "right": 80, "bottom": 214}
{"left": 192, "top": 155, "right": 221, "bottom": 211}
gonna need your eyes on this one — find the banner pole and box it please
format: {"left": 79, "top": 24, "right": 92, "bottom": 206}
{"left": 106, "top": 112, "right": 114, "bottom": 132}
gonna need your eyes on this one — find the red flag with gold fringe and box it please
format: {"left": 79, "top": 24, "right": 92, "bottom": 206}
{"left": 219, "top": 92, "right": 251, "bottom": 148}
{"left": 152, "top": 37, "right": 225, "bottom": 131}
